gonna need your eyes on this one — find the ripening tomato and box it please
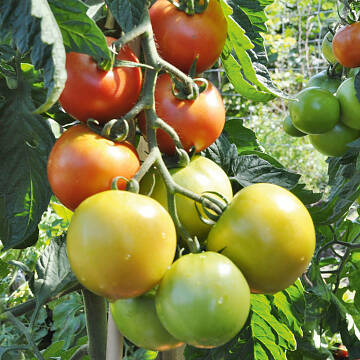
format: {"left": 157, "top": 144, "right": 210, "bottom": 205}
{"left": 59, "top": 37, "right": 142, "bottom": 123}
{"left": 207, "top": 183, "right": 316, "bottom": 294}
{"left": 150, "top": 0, "right": 227, "bottom": 74}
{"left": 110, "top": 292, "right": 183, "bottom": 351}
{"left": 336, "top": 77, "right": 360, "bottom": 130}
{"left": 332, "top": 22, "right": 360, "bottom": 68}
{"left": 140, "top": 156, "right": 233, "bottom": 242}
{"left": 309, "top": 123, "right": 360, "bottom": 157}
{"left": 155, "top": 252, "right": 250, "bottom": 348}
{"left": 289, "top": 87, "right": 340, "bottom": 134}
{"left": 67, "top": 190, "right": 177, "bottom": 300}
{"left": 138, "top": 74, "right": 225, "bottom": 154}
{"left": 47, "top": 124, "right": 140, "bottom": 211}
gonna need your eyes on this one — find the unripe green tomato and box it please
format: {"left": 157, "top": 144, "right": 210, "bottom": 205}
{"left": 348, "top": 67, "right": 360, "bottom": 78}
{"left": 289, "top": 87, "right": 340, "bottom": 134}
{"left": 305, "top": 70, "right": 342, "bottom": 94}
{"left": 309, "top": 123, "right": 360, "bottom": 157}
{"left": 140, "top": 156, "right": 233, "bottom": 242}
{"left": 207, "top": 183, "right": 316, "bottom": 294}
{"left": 336, "top": 77, "right": 360, "bottom": 130}
{"left": 110, "top": 292, "right": 183, "bottom": 351}
{"left": 283, "top": 115, "right": 306, "bottom": 137}
{"left": 322, "top": 31, "right": 338, "bottom": 64}
{"left": 155, "top": 252, "right": 250, "bottom": 348}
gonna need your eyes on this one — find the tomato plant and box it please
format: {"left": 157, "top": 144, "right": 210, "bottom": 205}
{"left": 309, "top": 123, "right": 360, "bottom": 157}
{"left": 47, "top": 124, "right": 140, "bottom": 211}
{"left": 336, "top": 77, "right": 360, "bottom": 130}
{"left": 155, "top": 252, "right": 250, "bottom": 348}
{"left": 138, "top": 73, "right": 225, "bottom": 154}
{"left": 321, "top": 31, "right": 337, "bottom": 64}
{"left": 332, "top": 22, "right": 360, "bottom": 68}
{"left": 283, "top": 114, "right": 306, "bottom": 137}
{"left": 149, "top": 0, "right": 227, "bottom": 74}
{"left": 59, "top": 37, "right": 142, "bottom": 123}
{"left": 66, "top": 190, "right": 177, "bottom": 300}
{"left": 305, "top": 70, "right": 341, "bottom": 94}
{"left": 289, "top": 87, "right": 340, "bottom": 134}
{"left": 140, "top": 155, "right": 233, "bottom": 242}
{"left": 110, "top": 292, "right": 183, "bottom": 351}
{"left": 207, "top": 183, "right": 316, "bottom": 294}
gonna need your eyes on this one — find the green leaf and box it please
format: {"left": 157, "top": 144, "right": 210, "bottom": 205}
{"left": 0, "top": 79, "right": 54, "bottom": 249}
{"left": 49, "top": 0, "right": 111, "bottom": 63}
{"left": 0, "top": 0, "right": 67, "bottom": 113}
{"left": 105, "top": 0, "right": 147, "bottom": 33}
{"left": 0, "top": 259, "right": 10, "bottom": 278}
{"left": 42, "top": 341, "right": 65, "bottom": 359}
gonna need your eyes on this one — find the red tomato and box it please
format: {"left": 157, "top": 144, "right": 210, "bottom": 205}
{"left": 59, "top": 37, "right": 142, "bottom": 123}
{"left": 150, "top": 0, "right": 227, "bottom": 74}
{"left": 333, "top": 22, "right": 360, "bottom": 68}
{"left": 47, "top": 124, "right": 140, "bottom": 210}
{"left": 138, "top": 73, "right": 225, "bottom": 154}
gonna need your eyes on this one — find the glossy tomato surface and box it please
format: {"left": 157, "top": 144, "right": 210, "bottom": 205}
{"left": 150, "top": 0, "right": 227, "bottom": 74}
{"left": 283, "top": 115, "right": 306, "bottom": 137}
{"left": 289, "top": 87, "right": 340, "bottom": 134}
{"left": 67, "top": 190, "right": 177, "bottom": 300}
{"left": 305, "top": 70, "right": 341, "bottom": 94}
{"left": 47, "top": 124, "right": 140, "bottom": 210}
{"left": 309, "top": 123, "right": 360, "bottom": 157}
{"left": 333, "top": 22, "right": 360, "bottom": 68}
{"left": 155, "top": 252, "right": 250, "bottom": 348}
{"left": 139, "top": 74, "right": 225, "bottom": 154}
{"left": 110, "top": 292, "right": 183, "bottom": 351}
{"left": 59, "top": 37, "right": 142, "bottom": 123}
{"left": 140, "top": 156, "right": 233, "bottom": 242}
{"left": 322, "top": 31, "right": 338, "bottom": 64}
{"left": 336, "top": 77, "right": 360, "bottom": 130}
{"left": 207, "top": 183, "right": 316, "bottom": 294}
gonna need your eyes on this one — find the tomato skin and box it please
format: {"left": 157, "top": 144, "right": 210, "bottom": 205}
{"left": 47, "top": 124, "right": 140, "bottom": 211}
{"left": 283, "top": 115, "right": 306, "bottom": 137}
{"left": 305, "top": 70, "right": 341, "bottom": 94}
{"left": 336, "top": 77, "right": 360, "bottom": 130}
{"left": 150, "top": 0, "right": 227, "bottom": 74}
{"left": 59, "top": 37, "right": 142, "bottom": 124}
{"left": 140, "top": 156, "right": 233, "bottom": 242}
{"left": 155, "top": 252, "right": 250, "bottom": 348}
{"left": 322, "top": 32, "right": 338, "bottom": 64}
{"left": 67, "top": 190, "right": 177, "bottom": 300}
{"left": 333, "top": 23, "right": 360, "bottom": 68}
{"left": 110, "top": 293, "right": 183, "bottom": 351}
{"left": 139, "top": 74, "right": 225, "bottom": 154}
{"left": 289, "top": 87, "right": 340, "bottom": 134}
{"left": 207, "top": 183, "right": 316, "bottom": 294}
{"left": 309, "top": 123, "right": 360, "bottom": 157}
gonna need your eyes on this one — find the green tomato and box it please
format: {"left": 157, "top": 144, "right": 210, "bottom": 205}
{"left": 305, "top": 70, "right": 342, "bottom": 94}
{"left": 309, "top": 123, "right": 360, "bottom": 157}
{"left": 336, "top": 77, "right": 360, "bottom": 130}
{"left": 289, "top": 87, "right": 340, "bottom": 134}
{"left": 283, "top": 115, "right": 306, "bottom": 137}
{"left": 348, "top": 67, "right": 360, "bottom": 78}
{"left": 110, "top": 292, "right": 183, "bottom": 351}
{"left": 207, "top": 183, "right": 316, "bottom": 294}
{"left": 155, "top": 252, "right": 250, "bottom": 348}
{"left": 140, "top": 156, "right": 233, "bottom": 242}
{"left": 322, "top": 31, "right": 338, "bottom": 64}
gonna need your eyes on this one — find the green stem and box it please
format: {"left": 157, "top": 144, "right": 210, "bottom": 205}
{"left": 70, "top": 345, "right": 89, "bottom": 360}
{"left": 82, "top": 289, "right": 108, "bottom": 360}
{"left": 1, "top": 312, "right": 45, "bottom": 360}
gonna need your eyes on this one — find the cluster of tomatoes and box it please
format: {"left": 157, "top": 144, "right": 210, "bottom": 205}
{"left": 47, "top": 0, "right": 316, "bottom": 351}
{"left": 283, "top": 23, "right": 360, "bottom": 158}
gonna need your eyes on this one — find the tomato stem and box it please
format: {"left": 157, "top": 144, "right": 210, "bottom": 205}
{"left": 82, "top": 289, "right": 108, "bottom": 360}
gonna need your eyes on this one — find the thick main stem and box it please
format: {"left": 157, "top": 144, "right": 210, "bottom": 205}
{"left": 82, "top": 289, "right": 108, "bottom": 360}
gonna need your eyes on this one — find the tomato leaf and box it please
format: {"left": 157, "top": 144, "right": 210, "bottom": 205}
{"left": 105, "top": 0, "right": 148, "bottom": 33}
{"left": 0, "top": 0, "right": 67, "bottom": 114}
{"left": 49, "top": 0, "right": 111, "bottom": 64}
{"left": 0, "top": 79, "right": 54, "bottom": 249}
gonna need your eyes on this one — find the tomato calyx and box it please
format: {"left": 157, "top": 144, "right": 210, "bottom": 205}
{"left": 168, "top": 0, "right": 209, "bottom": 15}
{"left": 169, "top": 73, "right": 207, "bottom": 100}
{"left": 194, "top": 191, "right": 229, "bottom": 225}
